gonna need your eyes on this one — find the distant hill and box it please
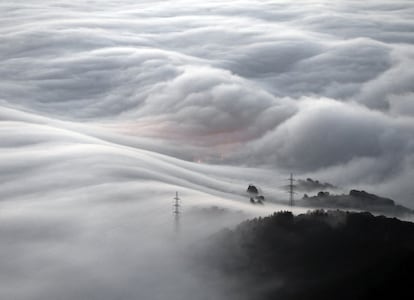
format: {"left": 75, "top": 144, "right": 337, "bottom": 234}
{"left": 299, "top": 189, "right": 412, "bottom": 217}
{"left": 198, "top": 210, "right": 414, "bottom": 300}
{"left": 296, "top": 177, "right": 337, "bottom": 191}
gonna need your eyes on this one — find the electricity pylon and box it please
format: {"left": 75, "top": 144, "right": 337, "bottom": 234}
{"left": 287, "top": 173, "right": 296, "bottom": 207}
{"left": 173, "top": 191, "right": 180, "bottom": 233}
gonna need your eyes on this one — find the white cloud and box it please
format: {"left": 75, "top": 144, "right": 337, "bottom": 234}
{"left": 1, "top": 0, "right": 414, "bottom": 298}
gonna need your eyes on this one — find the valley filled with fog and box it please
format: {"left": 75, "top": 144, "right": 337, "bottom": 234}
{"left": 1, "top": 0, "right": 414, "bottom": 299}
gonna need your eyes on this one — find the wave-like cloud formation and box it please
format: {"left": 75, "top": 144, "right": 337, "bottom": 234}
{"left": 0, "top": 104, "right": 292, "bottom": 299}
{"left": 2, "top": 0, "right": 413, "bottom": 202}
{"left": 1, "top": 0, "right": 414, "bottom": 195}
{"left": 1, "top": 1, "right": 414, "bottom": 298}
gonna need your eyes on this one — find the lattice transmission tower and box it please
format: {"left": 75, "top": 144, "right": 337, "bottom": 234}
{"left": 173, "top": 191, "right": 180, "bottom": 233}
{"left": 287, "top": 173, "right": 296, "bottom": 207}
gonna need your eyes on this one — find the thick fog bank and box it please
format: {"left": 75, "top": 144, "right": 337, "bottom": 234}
{"left": 1, "top": 0, "right": 414, "bottom": 203}
{"left": 1, "top": 1, "right": 414, "bottom": 298}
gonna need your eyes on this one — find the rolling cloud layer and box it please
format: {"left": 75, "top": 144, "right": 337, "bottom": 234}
{"left": 1, "top": 0, "right": 414, "bottom": 202}
{"left": 1, "top": 1, "right": 414, "bottom": 298}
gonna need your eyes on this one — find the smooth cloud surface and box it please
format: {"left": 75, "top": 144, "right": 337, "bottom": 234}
{"left": 1, "top": 0, "right": 414, "bottom": 298}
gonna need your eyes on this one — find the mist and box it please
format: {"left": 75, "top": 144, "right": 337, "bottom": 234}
{"left": 1, "top": 0, "right": 414, "bottom": 298}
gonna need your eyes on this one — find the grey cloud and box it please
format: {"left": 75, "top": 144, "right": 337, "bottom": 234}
{"left": 133, "top": 66, "right": 296, "bottom": 144}
{"left": 356, "top": 47, "right": 414, "bottom": 110}
{"left": 389, "top": 93, "right": 414, "bottom": 117}
{"left": 223, "top": 40, "right": 324, "bottom": 78}
{"left": 1, "top": 0, "right": 413, "bottom": 197}
{"left": 231, "top": 99, "right": 414, "bottom": 205}
{"left": 1, "top": 1, "right": 414, "bottom": 298}
{"left": 0, "top": 0, "right": 413, "bottom": 192}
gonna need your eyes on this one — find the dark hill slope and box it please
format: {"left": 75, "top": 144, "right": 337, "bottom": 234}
{"left": 299, "top": 190, "right": 413, "bottom": 217}
{"left": 199, "top": 211, "right": 414, "bottom": 300}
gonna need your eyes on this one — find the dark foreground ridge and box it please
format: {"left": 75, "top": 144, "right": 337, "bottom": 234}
{"left": 198, "top": 210, "right": 414, "bottom": 300}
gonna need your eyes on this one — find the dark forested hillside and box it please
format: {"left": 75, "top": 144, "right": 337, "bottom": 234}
{"left": 199, "top": 211, "right": 414, "bottom": 300}
{"left": 299, "top": 190, "right": 413, "bottom": 217}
